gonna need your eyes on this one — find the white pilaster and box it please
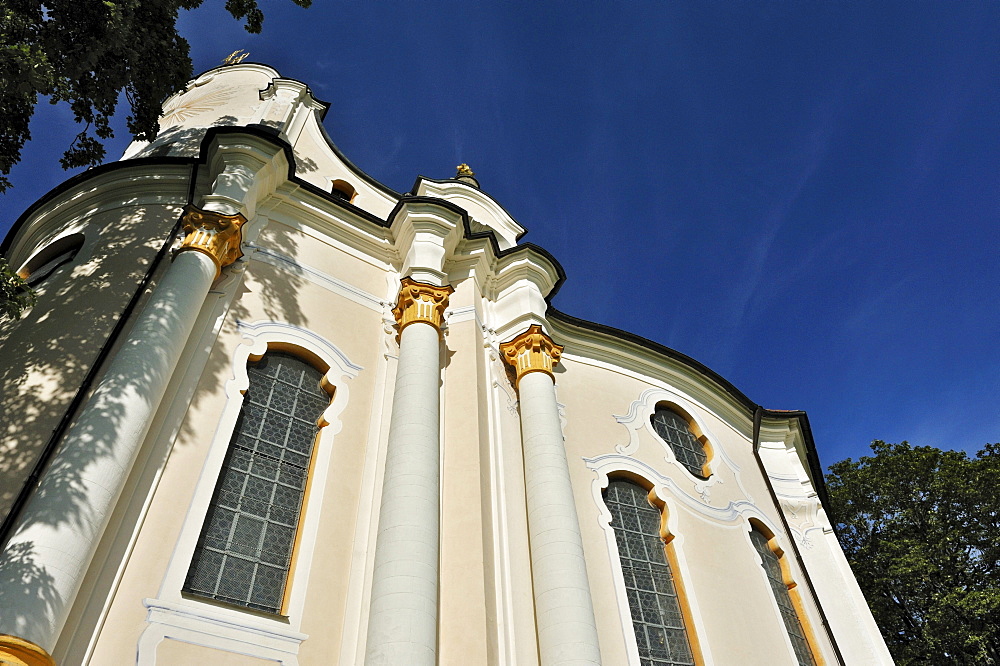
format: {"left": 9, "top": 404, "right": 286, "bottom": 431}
{"left": 365, "top": 279, "right": 452, "bottom": 665}
{"left": 518, "top": 370, "right": 602, "bottom": 665}
{"left": 500, "top": 326, "right": 602, "bottom": 666}
{"left": 0, "top": 249, "right": 217, "bottom": 651}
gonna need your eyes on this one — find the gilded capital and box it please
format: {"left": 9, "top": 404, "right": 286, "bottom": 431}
{"left": 392, "top": 277, "right": 454, "bottom": 333}
{"left": 176, "top": 205, "right": 248, "bottom": 278}
{"left": 499, "top": 324, "right": 563, "bottom": 386}
{"left": 0, "top": 635, "right": 56, "bottom": 666}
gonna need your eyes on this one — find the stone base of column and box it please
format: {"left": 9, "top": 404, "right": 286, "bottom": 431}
{"left": 0, "top": 635, "right": 55, "bottom": 666}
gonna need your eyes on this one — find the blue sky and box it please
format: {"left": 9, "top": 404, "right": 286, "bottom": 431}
{"left": 3, "top": 2, "right": 998, "bottom": 468}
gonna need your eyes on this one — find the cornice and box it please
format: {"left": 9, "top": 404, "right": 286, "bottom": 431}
{"left": 2, "top": 163, "right": 193, "bottom": 262}
{"left": 0, "top": 92, "right": 831, "bottom": 514}
{"left": 546, "top": 309, "right": 753, "bottom": 423}
{"left": 412, "top": 177, "right": 527, "bottom": 248}
{"left": 545, "top": 308, "right": 831, "bottom": 511}
{"left": 263, "top": 195, "right": 395, "bottom": 268}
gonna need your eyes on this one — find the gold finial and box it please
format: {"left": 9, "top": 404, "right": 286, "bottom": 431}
{"left": 456, "top": 163, "right": 475, "bottom": 178}
{"left": 223, "top": 50, "right": 250, "bottom": 65}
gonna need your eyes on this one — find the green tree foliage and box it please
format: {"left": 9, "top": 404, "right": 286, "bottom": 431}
{"left": 0, "top": 0, "right": 310, "bottom": 192}
{"left": 826, "top": 441, "right": 1000, "bottom": 664}
{"left": 0, "top": 257, "right": 35, "bottom": 320}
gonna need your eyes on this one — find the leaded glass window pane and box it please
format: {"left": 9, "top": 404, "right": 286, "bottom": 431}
{"left": 750, "top": 528, "right": 816, "bottom": 666}
{"left": 185, "top": 353, "right": 328, "bottom": 614}
{"left": 651, "top": 408, "right": 707, "bottom": 477}
{"left": 604, "top": 479, "right": 695, "bottom": 666}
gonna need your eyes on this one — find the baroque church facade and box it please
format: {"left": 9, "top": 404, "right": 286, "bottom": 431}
{"left": 0, "top": 63, "right": 891, "bottom": 665}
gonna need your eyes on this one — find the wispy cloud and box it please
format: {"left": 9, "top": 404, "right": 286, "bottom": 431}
{"left": 724, "top": 118, "right": 835, "bottom": 330}
{"left": 840, "top": 274, "right": 915, "bottom": 332}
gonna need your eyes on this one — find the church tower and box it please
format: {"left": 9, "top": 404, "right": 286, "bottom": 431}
{"left": 0, "top": 63, "right": 892, "bottom": 665}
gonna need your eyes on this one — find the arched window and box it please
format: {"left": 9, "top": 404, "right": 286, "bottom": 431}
{"left": 749, "top": 524, "right": 817, "bottom": 666}
{"left": 18, "top": 233, "right": 84, "bottom": 287}
{"left": 604, "top": 478, "right": 696, "bottom": 666}
{"left": 330, "top": 179, "right": 356, "bottom": 202}
{"left": 184, "top": 352, "right": 331, "bottom": 614}
{"left": 651, "top": 406, "right": 708, "bottom": 478}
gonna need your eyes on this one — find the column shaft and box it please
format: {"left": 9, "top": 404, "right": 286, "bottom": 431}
{"left": 0, "top": 250, "right": 218, "bottom": 650}
{"left": 518, "top": 370, "right": 602, "bottom": 665}
{"left": 365, "top": 320, "right": 442, "bottom": 665}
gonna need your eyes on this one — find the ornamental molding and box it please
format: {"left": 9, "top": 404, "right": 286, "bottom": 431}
{"left": 391, "top": 277, "right": 453, "bottom": 333}
{"left": 498, "top": 324, "right": 563, "bottom": 386}
{"left": 177, "top": 205, "right": 248, "bottom": 277}
{"left": 613, "top": 388, "right": 753, "bottom": 504}
{"left": 138, "top": 598, "right": 305, "bottom": 665}
{"left": 245, "top": 244, "right": 385, "bottom": 314}
{"left": 414, "top": 178, "right": 525, "bottom": 250}
{"left": 546, "top": 316, "right": 751, "bottom": 436}
{"left": 7, "top": 168, "right": 191, "bottom": 268}
{"left": 234, "top": 320, "right": 363, "bottom": 381}
{"left": 584, "top": 454, "right": 779, "bottom": 531}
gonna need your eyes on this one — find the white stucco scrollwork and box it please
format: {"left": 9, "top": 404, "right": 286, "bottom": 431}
{"left": 585, "top": 454, "right": 777, "bottom": 531}
{"left": 613, "top": 388, "right": 754, "bottom": 503}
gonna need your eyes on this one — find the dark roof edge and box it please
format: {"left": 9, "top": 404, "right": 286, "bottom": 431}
{"left": 2, "top": 120, "right": 829, "bottom": 514}
{"left": 313, "top": 116, "right": 402, "bottom": 199}
{"left": 1, "top": 157, "right": 196, "bottom": 256}
{"left": 179, "top": 62, "right": 400, "bottom": 198}
{"left": 546, "top": 307, "right": 831, "bottom": 513}
{"left": 760, "top": 409, "right": 832, "bottom": 514}
{"left": 546, "top": 308, "right": 757, "bottom": 408}
{"left": 1, "top": 126, "right": 528, "bottom": 261}
{"left": 1, "top": 124, "right": 397, "bottom": 257}
{"left": 409, "top": 176, "right": 530, "bottom": 240}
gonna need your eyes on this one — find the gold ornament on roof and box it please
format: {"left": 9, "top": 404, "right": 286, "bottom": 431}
{"left": 456, "top": 163, "right": 475, "bottom": 178}
{"left": 223, "top": 50, "right": 250, "bottom": 65}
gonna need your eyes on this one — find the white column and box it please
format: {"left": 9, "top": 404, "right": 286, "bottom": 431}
{"left": 365, "top": 279, "right": 451, "bottom": 665}
{"left": 502, "top": 326, "right": 602, "bottom": 665}
{"left": 0, "top": 207, "right": 244, "bottom": 658}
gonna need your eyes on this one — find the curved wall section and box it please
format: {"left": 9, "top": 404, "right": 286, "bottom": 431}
{"left": 0, "top": 63, "right": 892, "bottom": 666}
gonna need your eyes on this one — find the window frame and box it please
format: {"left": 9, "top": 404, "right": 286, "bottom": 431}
{"left": 182, "top": 351, "right": 334, "bottom": 615}
{"left": 746, "top": 519, "right": 824, "bottom": 666}
{"left": 17, "top": 232, "right": 86, "bottom": 288}
{"left": 147, "top": 320, "right": 361, "bottom": 661}
{"left": 649, "top": 403, "right": 714, "bottom": 480}
{"left": 599, "top": 471, "right": 705, "bottom": 666}
{"left": 330, "top": 179, "right": 357, "bottom": 202}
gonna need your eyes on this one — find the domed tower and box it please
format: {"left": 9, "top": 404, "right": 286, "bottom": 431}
{"left": 0, "top": 64, "right": 891, "bottom": 665}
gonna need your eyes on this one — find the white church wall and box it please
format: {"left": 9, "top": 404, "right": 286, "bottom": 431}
{"left": 0, "top": 63, "right": 893, "bottom": 666}
{"left": 77, "top": 224, "right": 388, "bottom": 664}
{"left": 0, "top": 169, "right": 189, "bottom": 521}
